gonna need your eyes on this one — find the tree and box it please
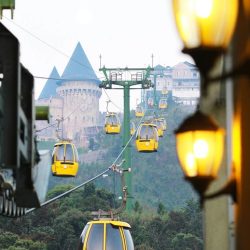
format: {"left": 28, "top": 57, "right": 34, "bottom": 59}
{"left": 157, "top": 202, "right": 166, "bottom": 216}
{"left": 134, "top": 201, "right": 142, "bottom": 214}
{"left": 171, "top": 233, "right": 203, "bottom": 250}
{"left": 0, "top": 231, "right": 19, "bottom": 249}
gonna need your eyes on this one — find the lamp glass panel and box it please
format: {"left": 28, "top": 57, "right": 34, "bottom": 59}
{"left": 176, "top": 130, "right": 224, "bottom": 178}
{"left": 173, "top": 0, "right": 238, "bottom": 48}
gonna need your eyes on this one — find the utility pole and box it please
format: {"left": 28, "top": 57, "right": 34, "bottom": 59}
{"left": 99, "top": 66, "right": 153, "bottom": 211}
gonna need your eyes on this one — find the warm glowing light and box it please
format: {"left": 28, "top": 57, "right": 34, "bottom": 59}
{"left": 175, "top": 110, "right": 225, "bottom": 179}
{"left": 173, "top": 0, "right": 239, "bottom": 48}
{"left": 186, "top": 153, "right": 197, "bottom": 176}
{"left": 193, "top": 139, "right": 209, "bottom": 158}
{"left": 195, "top": 0, "right": 213, "bottom": 18}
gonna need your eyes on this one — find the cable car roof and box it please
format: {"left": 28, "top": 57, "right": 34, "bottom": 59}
{"left": 54, "top": 142, "right": 72, "bottom": 146}
{"left": 141, "top": 122, "right": 157, "bottom": 127}
{"left": 87, "top": 220, "right": 131, "bottom": 228}
{"left": 106, "top": 112, "right": 118, "bottom": 116}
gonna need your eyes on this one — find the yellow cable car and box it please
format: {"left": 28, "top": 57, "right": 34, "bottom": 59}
{"left": 135, "top": 106, "right": 144, "bottom": 117}
{"left": 159, "top": 117, "right": 167, "bottom": 131}
{"left": 159, "top": 98, "right": 168, "bottom": 109}
{"left": 51, "top": 141, "right": 79, "bottom": 177}
{"left": 135, "top": 123, "right": 159, "bottom": 152}
{"left": 78, "top": 219, "right": 134, "bottom": 250}
{"left": 104, "top": 113, "right": 121, "bottom": 134}
{"left": 130, "top": 121, "right": 136, "bottom": 136}
{"left": 153, "top": 119, "right": 164, "bottom": 137}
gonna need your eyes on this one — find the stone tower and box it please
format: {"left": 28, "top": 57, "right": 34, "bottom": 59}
{"left": 36, "top": 42, "right": 102, "bottom": 146}
{"left": 57, "top": 42, "right": 101, "bottom": 141}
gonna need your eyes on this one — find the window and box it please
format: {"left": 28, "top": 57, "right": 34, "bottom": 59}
{"left": 77, "top": 224, "right": 89, "bottom": 250}
{"left": 55, "top": 144, "right": 64, "bottom": 161}
{"left": 139, "top": 125, "right": 154, "bottom": 140}
{"left": 86, "top": 224, "right": 103, "bottom": 250}
{"left": 65, "top": 144, "right": 74, "bottom": 161}
{"left": 106, "top": 224, "right": 123, "bottom": 250}
{"left": 124, "top": 229, "right": 134, "bottom": 250}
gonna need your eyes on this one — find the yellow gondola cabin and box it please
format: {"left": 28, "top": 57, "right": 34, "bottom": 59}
{"left": 159, "top": 98, "right": 167, "bottom": 109}
{"left": 104, "top": 113, "right": 121, "bottom": 134}
{"left": 153, "top": 119, "right": 164, "bottom": 137}
{"left": 135, "top": 106, "right": 144, "bottom": 117}
{"left": 135, "top": 123, "right": 159, "bottom": 152}
{"left": 51, "top": 141, "right": 79, "bottom": 177}
{"left": 78, "top": 219, "right": 134, "bottom": 250}
{"left": 159, "top": 117, "right": 167, "bottom": 131}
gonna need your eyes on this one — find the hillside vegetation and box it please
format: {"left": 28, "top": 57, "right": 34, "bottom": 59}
{"left": 39, "top": 101, "right": 197, "bottom": 210}
{"left": 0, "top": 184, "right": 203, "bottom": 250}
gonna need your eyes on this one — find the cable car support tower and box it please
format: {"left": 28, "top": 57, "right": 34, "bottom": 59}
{"left": 99, "top": 66, "right": 153, "bottom": 211}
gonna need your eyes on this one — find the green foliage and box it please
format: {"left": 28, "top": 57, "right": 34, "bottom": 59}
{"left": 171, "top": 233, "right": 203, "bottom": 250}
{"left": 0, "top": 101, "right": 203, "bottom": 249}
{"left": 0, "top": 184, "right": 203, "bottom": 250}
{"left": 133, "top": 200, "right": 142, "bottom": 214}
{"left": 47, "top": 184, "right": 75, "bottom": 199}
{"left": 157, "top": 202, "right": 167, "bottom": 216}
{"left": 0, "top": 231, "right": 19, "bottom": 249}
{"left": 0, "top": 231, "right": 46, "bottom": 250}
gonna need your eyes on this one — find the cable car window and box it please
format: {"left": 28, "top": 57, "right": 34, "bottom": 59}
{"left": 106, "top": 224, "right": 123, "bottom": 250}
{"left": 51, "top": 147, "right": 57, "bottom": 164}
{"left": 139, "top": 126, "right": 147, "bottom": 139}
{"left": 86, "top": 224, "right": 103, "bottom": 250}
{"left": 136, "top": 107, "right": 142, "bottom": 112}
{"left": 124, "top": 228, "right": 135, "bottom": 250}
{"left": 147, "top": 127, "right": 155, "bottom": 139}
{"left": 106, "top": 115, "right": 118, "bottom": 125}
{"left": 77, "top": 224, "right": 89, "bottom": 250}
{"left": 111, "top": 115, "right": 118, "bottom": 125}
{"left": 154, "top": 128, "right": 159, "bottom": 141}
{"left": 65, "top": 144, "right": 74, "bottom": 161}
{"left": 139, "top": 126, "right": 155, "bottom": 140}
{"left": 56, "top": 144, "right": 64, "bottom": 161}
{"left": 73, "top": 145, "right": 79, "bottom": 162}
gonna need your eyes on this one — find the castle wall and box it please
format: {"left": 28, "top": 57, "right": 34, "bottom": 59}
{"left": 56, "top": 81, "right": 101, "bottom": 141}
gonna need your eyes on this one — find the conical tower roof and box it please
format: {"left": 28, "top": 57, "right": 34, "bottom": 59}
{"left": 38, "top": 67, "right": 60, "bottom": 99}
{"left": 60, "top": 42, "right": 100, "bottom": 84}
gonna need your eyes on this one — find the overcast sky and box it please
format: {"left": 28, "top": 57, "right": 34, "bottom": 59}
{"left": 1, "top": 0, "right": 191, "bottom": 112}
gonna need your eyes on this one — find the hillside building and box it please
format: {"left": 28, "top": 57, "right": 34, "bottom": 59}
{"left": 145, "top": 61, "right": 200, "bottom": 107}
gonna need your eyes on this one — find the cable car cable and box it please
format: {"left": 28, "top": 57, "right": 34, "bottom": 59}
{"left": 2, "top": 16, "right": 103, "bottom": 77}
{"left": 26, "top": 112, "right": 147, "bottom": 215}
{"left": 36, "top": 98, "right": 92, "bottom": 133}
{"left": 25, "top": 167, "right": 112, "bottom": 215}
{"left": 103, "top": 89, "right": 123, "bottom": 112}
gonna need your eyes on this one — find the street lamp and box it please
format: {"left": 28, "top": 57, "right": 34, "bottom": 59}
{"left": 172, "top": 0, "right": 239, "bottom": 204}
{"left": 175, "top": 110, "right": 225, "bottom": 203}
{"left": 173, "top": 0, "right": 239, "bottom": 85}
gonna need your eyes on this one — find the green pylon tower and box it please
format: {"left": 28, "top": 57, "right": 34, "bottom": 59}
{"left": 99, "top": 66, "right": 153, "bottom": 211}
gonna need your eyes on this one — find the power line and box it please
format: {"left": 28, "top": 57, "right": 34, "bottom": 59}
{"left": 26, "top": 109, "right": 148, "bottom": 215}
{"left": 36, "top": 99, "right": 91, "bottom": 133}
{"left": 25, "top": 167, "right": 111, "bottom": 215}
{"left": 2, "top": 16, "right": 101, "bottom": 76}
{"left": 34, "top": 75, "right": 106, "bottom": 82}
